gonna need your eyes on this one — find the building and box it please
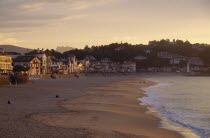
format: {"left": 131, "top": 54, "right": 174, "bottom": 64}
{"left": 170, "top": 55, "right": 187, "bottom": 65}
{"left": 188, "top": 57, "right": 204, "bottom": 66}
{"left": 67, "top": 54, "right": 78, "bottom": 73}
{"left": 26, "top": 49, "right": 51, "bottom": 74}
{"left": 158, "top": 52, "right": 188, "bottom": 65}
{"left": 134, "top": 56, "right": 147, "bottom": 61}
{"left": 51, "top": 58, "right": 62, "bottom": 73}
{"left": 0, "top": 53, "right": 13, "bottom": 73}
{"left": 13, "top": 56, "right": 41, "bottom": 75}
{"left": 59, "top": 60, "right": 70, "bottom": 74}
{"left": 100, "top": 58, "right": 111, "bottom": 63}
{"left": 145, "top": 49, "right": 151, "bottom": 54}
{"left": 84, "top": 55, "right": 96, "bottom": 62}
{"left": 78, "top": 60, "right": 90, "bottom": 72}
{"left": 121, "top": 61, "right": 136, "bottom": 72}
{"left": 157, "top": 52, "right": 174, "bottom": 59}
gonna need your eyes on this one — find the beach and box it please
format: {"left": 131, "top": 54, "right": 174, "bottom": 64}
{"left": 0, "top": 74, "right": 182, "bottom": 138}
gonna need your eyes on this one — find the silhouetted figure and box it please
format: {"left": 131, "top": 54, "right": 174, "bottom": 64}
{"left": 74, "top": 74, "right": 80, "bottom": 78}
{"left": 51, "top": 74, "right": 57, "bottom": 79}
{"left": 56, "top": 95, "right": 59, "bottom": 98}
{"left": 8, "top": 100, "right": 14, "bottom": 104}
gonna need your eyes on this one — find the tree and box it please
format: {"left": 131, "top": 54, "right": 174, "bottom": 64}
{"left": 50, "top": 49, "right": 63, "bottom": 59}
{"left": 199, "top": 48, "right": 210, "bottom": 66}
{"left": 179, "top": 60, "right": 187, "bottom": 68}
{"left": 13, "top": 65, "right": 30, "bottom": 73}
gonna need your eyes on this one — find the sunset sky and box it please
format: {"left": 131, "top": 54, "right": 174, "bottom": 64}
{"left": 0, "top": 0, "right": 210, "bottom": 49}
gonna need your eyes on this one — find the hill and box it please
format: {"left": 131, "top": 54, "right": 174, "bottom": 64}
{"left": 56, "top": 46, "right": 75, "bottom": 53}
{"left": 0, "top": 45, "right": 32, "bottom": 55}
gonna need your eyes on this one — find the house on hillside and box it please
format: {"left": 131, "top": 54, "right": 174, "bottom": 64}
{"left": 188, "top": 57, "right": 204, "bottom": 66}
{"left": 145, "top": 49, "right": 151, "bottom": 55}
{"left": 100, "top": 58, "right": 111, "bottom": 63}
{"left": 13, "top": 56, "right": 41, "bottom": 75}
{"left": 157, "top": 52, "right": 187, "bottom": 65}
{"left": 84, "top": 55, "right": 96, "bottom": 62}
{"left": 157, "top": 52, "right": 174, "bottom": 59}
{"left": 170, "top": 55, "right": 187, "bottom": 65}
{"left": 134, "top": 56, "right": 147, "bottom": 61}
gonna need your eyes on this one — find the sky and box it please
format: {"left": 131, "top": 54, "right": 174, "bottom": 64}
{"left": 0, "top": 0, "right": 210, "bottom": 49}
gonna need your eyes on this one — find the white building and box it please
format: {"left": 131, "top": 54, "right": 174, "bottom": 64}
{"left": 134, "top": 56, "right": 147, "bottom": 61}
{"left": 100, "top": 58, "right": 111, "bottom": 63}
{"left": 67, "top": 54, "right": 78, "bottom": 73}
{"left": 121, "top": 61, "right": 136, "bottom": 72}
{"left": 188, "top": 57, "right": 204, "bottom": 66}
{"left": 157, "top": 52, "right": 174, "bottom": 59}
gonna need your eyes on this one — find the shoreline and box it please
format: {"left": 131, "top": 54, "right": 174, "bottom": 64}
{"left": 139, "top": 83, "right": 199, "bottom": 138}
{"left": 28, "top": 76, "right": 183, "bottom": 137}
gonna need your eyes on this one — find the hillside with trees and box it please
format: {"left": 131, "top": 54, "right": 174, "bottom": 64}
{"left": 62, "top": 40, "right": 204, "bottom": 58}
{"left": 59, "top": 39, "right": 210, "bottom": 67}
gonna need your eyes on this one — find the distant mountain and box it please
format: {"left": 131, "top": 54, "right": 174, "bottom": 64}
{"left": 0, "top": 45, "right": 32, "bottom": 55}
{"left": 56, "top": 46, "right": 75, "bottom": 53}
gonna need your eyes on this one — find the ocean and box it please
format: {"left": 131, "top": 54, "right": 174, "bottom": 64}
{"left": 139, "top": 75, "right": 210, "bottom": 138}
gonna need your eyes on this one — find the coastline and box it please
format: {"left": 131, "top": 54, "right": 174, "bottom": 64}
{"left": 0, "top": 74, "right": 183, "bottom": 137}
{"left": 29, "top": 76, "right": 182, "bottom": 138}
{"left": 140, "top": 82, "right": 200, "bottom": 138}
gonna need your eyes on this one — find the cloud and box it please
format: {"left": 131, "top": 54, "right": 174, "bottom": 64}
{"left": 0, "top": 0, "right": 117, "bottom": 32}
{"left": 19, "top": 2, "right": 46, "bottom": 10}
{"left": 0, "top": 33, "right": 23, "bottom": 45}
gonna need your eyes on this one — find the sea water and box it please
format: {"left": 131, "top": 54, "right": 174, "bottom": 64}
{"left": 139, "top": 75, "right": 210, "bottom": 138}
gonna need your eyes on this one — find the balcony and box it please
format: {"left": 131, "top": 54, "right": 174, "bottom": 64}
{"left": 0, "top": 60, "right": 12, "bottom": 63}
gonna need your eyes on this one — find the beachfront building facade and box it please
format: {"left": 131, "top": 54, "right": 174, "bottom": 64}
{"left": 26, "top": 49, "right": 52, "bottom": 74}
{"left": 67, "top": 54, "right": 79, "bottom": 73}
{"left": 49, "top": 54, "right": 80, "bottom": 74}
{"left": 13, "top": 56, "right": 41, "bottom": 75}
{"left": 59, "top": 60, "right": 69, "bottom": 74}
{"left": 51, "top": 58, "right": 62, "bottom": 73}
{"left": 0, "top": 53, "right": 13, "bottom": 73}
{"left": 86, "top": 59, "right": 136, "bottom": 73}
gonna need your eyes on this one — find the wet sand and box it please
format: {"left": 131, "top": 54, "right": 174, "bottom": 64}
{"left": 0, "top": 74, "right": 183, "bottom": 137}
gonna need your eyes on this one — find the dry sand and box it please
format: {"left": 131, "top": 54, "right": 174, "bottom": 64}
{"left": 0, "top": 74, "right": 183, "bottom": 138}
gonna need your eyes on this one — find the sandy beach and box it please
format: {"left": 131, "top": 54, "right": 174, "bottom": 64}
{"left": 0, "top": 74, "right": 183, "bottom": 138}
